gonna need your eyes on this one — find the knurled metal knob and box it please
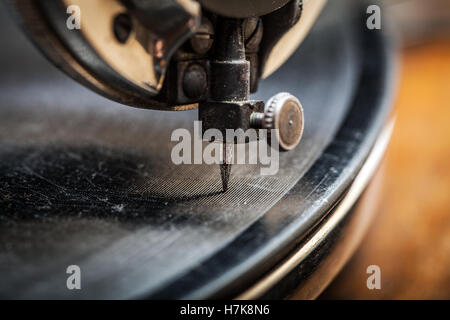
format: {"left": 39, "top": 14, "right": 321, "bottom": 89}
{"left": 251, "top": 92, "right": 304, "bottom": 151}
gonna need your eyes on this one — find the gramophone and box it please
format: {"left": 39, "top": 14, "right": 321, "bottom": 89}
{"left": 0, "top": 0, "right": 395, "bottom": 299}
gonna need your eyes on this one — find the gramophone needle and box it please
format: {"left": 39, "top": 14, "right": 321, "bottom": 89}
{"left": 220, "top": 142, "right": 233, "bottom": 192}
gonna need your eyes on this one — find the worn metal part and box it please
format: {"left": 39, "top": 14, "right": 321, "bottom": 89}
{"left": 199, "top": 18, "right": 248, "bottom": 190}
{"left": 7, "top": 0, "right": 202, "bottom": 110}
{"left": 208, "top": 18, "right": 249, "bottom": 101}
{"left": 250, "top": 92, "right": 304, "bottom": 151}
{"left": 120, "top": 0, "right": 201, "bottom": 80}
{"left": 198, "top": 17, "right": 263, "bottom": 190}
{"left": 7, "top": 0, "right": 323, "bottom": 110}
{"left": 164, "top": 59, "right": 209, "bottom": 105}
{"left": 199, "top": 101, "right": 265, "bottom": 140}
{"left": 220, "top": 143, "right": 234, "bottom": 192}
{"left": 182, "top": 64, "right": 208, "bottom": 100}
{"left": 189, "top": 17, "right": 215, "bottom": 55}
{"left": 198, "top": 17, "right": 304, "bottom": 189}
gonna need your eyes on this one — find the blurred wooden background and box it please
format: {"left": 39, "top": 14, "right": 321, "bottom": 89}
{"left": 321, "top": 40, "right": 450, "bottom": 299}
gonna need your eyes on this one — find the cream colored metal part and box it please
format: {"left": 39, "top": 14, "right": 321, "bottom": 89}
{"left": 64, "top": 0, "right": 200, "bottom": 93}
{"left": 262, "top": 0, "right": 327, "bottom": 79}
{"left": 59, "top": 0, "right": 322, "bottom": 110}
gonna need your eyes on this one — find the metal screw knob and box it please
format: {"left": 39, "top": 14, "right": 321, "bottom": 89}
{"left": 251, "top": 92, "right": 304, "bottom": 151}
{"left": 190, "top": 17, "right": 214, "bottom": 55}
{"left": 183, "top": 64, "right": 208, "bottom": 99}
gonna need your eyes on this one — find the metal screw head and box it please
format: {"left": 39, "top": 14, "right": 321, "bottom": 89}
{"left": 264, "top": 92, "right": 304, "bottom": 151}
{"left": 182, "top": 64, "right": 208, "bottom": 99}
{"left": 190, "top": 17, "right": 214, "bottom": 55}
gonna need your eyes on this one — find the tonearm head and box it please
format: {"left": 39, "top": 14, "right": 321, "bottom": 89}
{"left": 9, "top": 0, "right": 326, "bottom": 190}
